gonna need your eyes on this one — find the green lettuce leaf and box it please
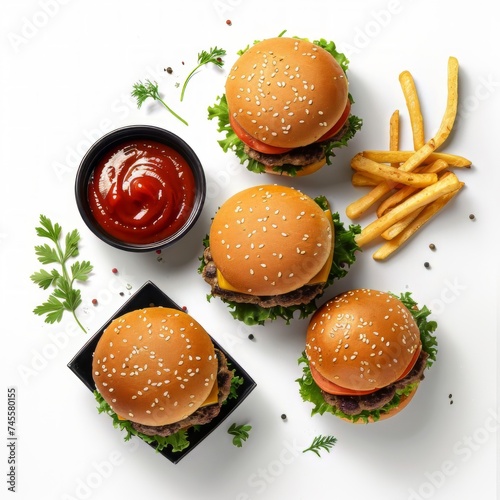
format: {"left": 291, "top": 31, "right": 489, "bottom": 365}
{"left": 395, "top": 292, "right": 438, "bottom": 367}
{"left": 296, "top": 293, "right": 438, "bottom": 422}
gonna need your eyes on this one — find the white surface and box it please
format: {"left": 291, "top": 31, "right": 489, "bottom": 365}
{"left": 1, "top": 1, "right": 498, "bottom": 499}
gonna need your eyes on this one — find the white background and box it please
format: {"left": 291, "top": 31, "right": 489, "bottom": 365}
{"left": 1, "top": 0, "right": 498, "bottom": 499}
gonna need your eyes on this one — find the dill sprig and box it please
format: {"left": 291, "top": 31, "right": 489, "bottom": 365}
{"left": 302, "top": 435, "right": 337, "bottom": 457}
{"left": 180, "top": 47, "right": 226, "bottom": 101}
{"left": 132, "top": 79, "right": 188, "bottom": 126}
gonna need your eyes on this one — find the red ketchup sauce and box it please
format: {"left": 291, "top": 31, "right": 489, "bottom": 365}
{"left": 88, "top": 139, "right": 196, "bottom": 244}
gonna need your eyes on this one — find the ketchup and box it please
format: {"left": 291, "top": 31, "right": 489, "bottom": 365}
{"left": 88, "top": 139, "right": 196, "bottom": 244}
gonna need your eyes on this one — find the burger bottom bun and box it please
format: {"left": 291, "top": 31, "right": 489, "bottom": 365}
{"left": 264, "top": 157, "right": 326, "bottom": 177}
{"left": 342, "top": 385, "right": 419, "bottom": 424}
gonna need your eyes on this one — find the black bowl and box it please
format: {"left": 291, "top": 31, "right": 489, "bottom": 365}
{"left": 67, "top": 281, "right": 257, "bottom": 464}
{"left": 75, "top": 125, "right": 206, "bottom": 252}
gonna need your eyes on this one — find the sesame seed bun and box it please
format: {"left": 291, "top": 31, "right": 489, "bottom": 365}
{"left": 209, "top": 184, "right": 332, "bottom": 296}
{"left": 306, "top": 289, "right": 421, "bottom": 392}
{"left": 92, "top": 307, "right": 218, "bottom": 427}
{"left": 225, "top": 37, "right": 348, "bottom": 149}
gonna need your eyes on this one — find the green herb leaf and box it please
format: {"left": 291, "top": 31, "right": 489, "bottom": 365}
{"left": 34, "top": 243, "right": 60, "bottom": 265}
{"left": 64, "top": 229, "right": 81, "bottom": 260}
{"left": 33, "top": 295, "right": 65, "bottom": 324}
{"left": 53, "top": 280, "right": 82, "bottom": 312}
{"left": 131, "top": 79, "right": 188, "bottom": 126}
{"left": 303, "top": 435, "right": 337, "bottom": 457}
{"left": 227, "top": 422, "right": 252, "bottom": 447}
{"left": 30, "top": 268, "right": 61, "bottom": 290}
{"left": 30, "top": 215, "right": 93, "bottom": 333}
{"left": 180, "top": 47, "right": 226, "bottom": 101}
{"left": 35, "top": 214, "right": 61, "bottom": 241}
{"left": 71, "top": 260, "right": 93, "bottom": 282}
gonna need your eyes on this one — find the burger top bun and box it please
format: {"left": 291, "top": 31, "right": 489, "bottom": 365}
{"left": 306, "top": 289, "right": 421, "bottom": 392}
{"left": 92, "top": 307, "right": 218, "bottom": 427}
{"left": 225, "top": 37, "right": 348, "bottom": 148}
{"left": 209, "top": 185, "right": 332, "bottom": 296}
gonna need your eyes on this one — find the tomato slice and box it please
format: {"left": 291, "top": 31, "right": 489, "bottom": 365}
{"left": 395, "top": 344, "right": 422, "bottom": 381}
{"left": 310, "top": 364, "right": 378, "bottom": 396}
{"left": 229, "top": 114, "right": 293, "bottom": 155}
{"left": 310, "top": 342, "right": 422, "bottom": 397}
{"left": 315, "top": 100, "right": 351, "bottom": 143}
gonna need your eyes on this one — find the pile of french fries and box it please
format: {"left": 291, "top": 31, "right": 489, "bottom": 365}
{"left": 346, "top": 57, "right": 471, "bottom": 260}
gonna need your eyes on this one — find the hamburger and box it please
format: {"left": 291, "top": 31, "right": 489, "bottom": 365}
{"left": 208, "top": 36, "right": 362, "bottom": 176}
{"left": 297, "top": 289, "right": 438, "bottom": 423}
{"left": 200, "top": 185, "right": 360, "bottom": 325}
{"left": 92, "top": 307, "right": 242, "bottom": 452}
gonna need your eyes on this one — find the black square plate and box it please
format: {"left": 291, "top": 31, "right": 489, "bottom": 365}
{"left": 68, "top": 281, "right": 257, "bottom": 464}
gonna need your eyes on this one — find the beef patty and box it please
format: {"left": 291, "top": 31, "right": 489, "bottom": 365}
{"left": 244, "top": 123, "right": 350, "bottom": 169}
{"left": 245, "top": 143, "right": 325, "bottom": 168}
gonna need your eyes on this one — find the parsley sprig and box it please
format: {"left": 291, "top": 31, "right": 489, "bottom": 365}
{"left": 302, "top": 435, "right": 337, "bottom": 457}
{"left": 180, "top": 47, "right": 226, "bottom": 101}
{"left": 30, "top": 215, "right": 92, "bottom": 333}
{"left": 227, "top": 422, "right": 252, "bottom": 447}
{"left": 132, "top": 79, "right": 188, "bottom": 125}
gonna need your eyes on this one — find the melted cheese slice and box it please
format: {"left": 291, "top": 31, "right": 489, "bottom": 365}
{"left": 216, "top": 209, "right": 334, "bottom": 292}
{"left": 200, "top": 377, "right": 219, "bottom": 408}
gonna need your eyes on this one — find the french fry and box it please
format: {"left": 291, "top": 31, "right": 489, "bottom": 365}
{"left": 352, "top": 172, "right": 381, "bottom": 187}
{"left": 431, "top": 56, "right": 459, "bottom": 147}
{"left": 376, "top": 159, "right": 449, "bottom": 217}
{"left": 351, "top": 112, "right": 400, "bottom": 188}
{"left": 361, "top": 150, "right": 471, "bottom": 168}
{"left": 381, "top": 208, "right": 425, "bottom": 240}
{"left": 346, "top": 182, "right": 394, "bottom": 219}
{"left": 347, "top": 141, "right": 438, "bottom": 219}
{"left": 389, "top": 110, "right": 400, "bottom": 168}
{"left": 351, "top": 154, "right": 438, "bottom": 188}
{"left": 373, "top": 185, "right": 464, "bottom": 260}
{"left": 399, "top": 70, "right": 425, "bottom": 150}
{"left": 346, "top": 56, "right": 460, "bottom": 220}
{"left": 355, "top": 172, "right": 462, "bottom": 247}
